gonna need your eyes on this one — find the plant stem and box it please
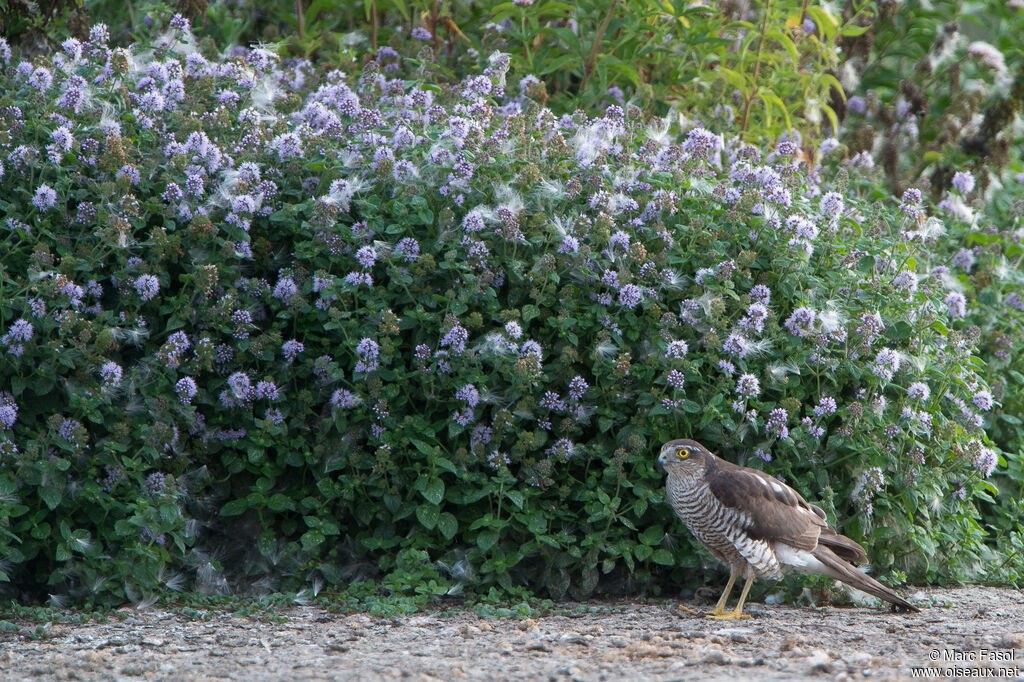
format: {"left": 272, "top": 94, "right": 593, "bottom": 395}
{"left": 580, "top": 0, "right": 620, "bottom": 95}
{"left": 740, "top": 0, "right": 773, "bottom": 137}
{"left": 372, "top": 0, "right": 378, "bottom": 51}
{"left": 296, "top": 0, "right": 304, "bottom": 42}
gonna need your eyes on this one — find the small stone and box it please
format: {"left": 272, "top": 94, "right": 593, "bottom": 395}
{"left": 780, "top": 635, "right": 803, "bottom": 652}
{"left": 713, "top": 627, "right": 755, "bottom": 643}
{"left": 993, "top": 633, "right": 1024, "bottom": 649}
{"left": 610, "top": 638, "right": 628, "bottom": 648}
{"left": 807, "top": 649, "right": 832, "bottom": 674}
{"left": 701, "top": 650, "right": 728, "bottom": 665}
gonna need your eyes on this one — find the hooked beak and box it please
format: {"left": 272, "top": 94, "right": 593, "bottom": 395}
{"left": 656, "top": 449, "right": 668, "bottom": 471}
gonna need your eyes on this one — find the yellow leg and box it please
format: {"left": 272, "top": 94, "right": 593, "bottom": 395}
{"left": 709, "top": 569, "right": 738, "bottom": 617}
{"left": 709, "top": 574, "right": 755, "bottom": 621}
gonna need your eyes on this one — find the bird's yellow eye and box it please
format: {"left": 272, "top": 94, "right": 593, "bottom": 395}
{"left": 677, "top": 447, "right": 689, "bottom": 459}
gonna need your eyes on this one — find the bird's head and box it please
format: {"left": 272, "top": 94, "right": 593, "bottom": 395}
{"left": 657, "top": 439, "right": 713, "bottom": 474}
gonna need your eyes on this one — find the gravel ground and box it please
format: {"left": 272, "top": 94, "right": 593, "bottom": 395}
{"left": 2, "top": 586, "right": 1023, "bottom": 681}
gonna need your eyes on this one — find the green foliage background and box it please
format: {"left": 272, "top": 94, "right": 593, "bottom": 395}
{"left": 0, "top": 0, "right": 1023, "bottom": 607}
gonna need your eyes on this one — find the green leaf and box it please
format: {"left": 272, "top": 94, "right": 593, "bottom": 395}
{"left": 640, "top": 525, "right": 663, "bottom": 546}
{"left": 506, "top": 490, "right": 525, "bottom": 510}
{"left": 420, "top": 477, "right": 445, "bottom": 506}
{"left": 839, "top": 23, "right": 871, "bottom": 37}
{"left": 522, "top": 304, "right": 541, "bottom": 323}
{"left": 437, "top": 512, "right": 458, "bottom": 540}
{"left": 477, "top": 529, "right": 499, "bottom": 551}
{"left": 416, "top": 504, "right": 440, "bottom": 530}
{"left": 651, "top": 549, "right": 675, "bottom": 565}
{"left": 681, "top": 400, "right": 702, "bottom": 413}
{"left": 39, "top": 486, "right": 61, "bottom": 510}
{"left": 220, "top": 498, "right": 249, "bottom": 517}
{"left": 31, "top": 522, "right": 52, "bottom": 540}
{"left": 300, "top": 529, "right": 326, "bottom": 550}
{"left": 159, "top": 503, "right": 179, "bottom": 523}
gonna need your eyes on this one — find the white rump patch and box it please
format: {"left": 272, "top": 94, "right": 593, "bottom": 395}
{"left": 775, "top": 543, "right": 832, "bottom": 577}
{"left": 770, "top": 480, "right": 784, "bottom": 494}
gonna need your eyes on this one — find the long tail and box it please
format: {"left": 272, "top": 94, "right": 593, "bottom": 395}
{"left": 812, "top": 545, "right": 920, "bottom": 612}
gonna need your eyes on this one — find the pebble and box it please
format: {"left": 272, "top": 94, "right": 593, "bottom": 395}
{"left": 806, "top": 648, "right": 832, "bottom": 673}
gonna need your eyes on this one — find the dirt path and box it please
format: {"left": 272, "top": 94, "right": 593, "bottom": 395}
{"left": 2, "top": 586, "right": 1023, "bottom": 681}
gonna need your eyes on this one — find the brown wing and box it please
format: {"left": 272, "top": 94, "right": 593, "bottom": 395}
{"left": 704, "top": 456, "right": 830, "bottom": 552}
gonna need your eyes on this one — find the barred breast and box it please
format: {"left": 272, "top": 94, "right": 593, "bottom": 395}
{"left": 667, "top": 471, "right": 783, "bottom": 579}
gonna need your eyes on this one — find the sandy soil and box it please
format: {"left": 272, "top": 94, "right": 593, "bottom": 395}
{"left": 2, "top": 586, "right": 1023, "bottom": 681}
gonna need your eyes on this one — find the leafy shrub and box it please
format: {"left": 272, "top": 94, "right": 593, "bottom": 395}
{"left": 0, "top": 18, "right": 1005, "bottom": 605}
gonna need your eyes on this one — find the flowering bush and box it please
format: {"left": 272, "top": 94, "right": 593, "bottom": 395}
{"left": 0, "top": 20, "right": 1004, "bottom": 605}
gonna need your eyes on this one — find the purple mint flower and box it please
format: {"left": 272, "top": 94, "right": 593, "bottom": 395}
{"left": 270, "top": 132, "right": 303, "bottom": 161}
{"left": 355, "top": 246, "right": 377, "bottom": 269}
{"left": 0, "top": 393, "right": 17, "bottom": 430}
{"left": 682, "top": 127, "right": 721, "bottom": 160}
{"left": 618, "top": 284, "right": 643, "bottom": 308}
{"left": 4, "top": 319, "right": 33, "bottom": 344}
{"left": 568, "top": 376, "right": 589, "bottom": 400}
{"left": 168, "top": 331, "right": 190, "bottom": 355}
{"left": 452, "top": 407, "right": 475, "bottom": 426}
{"left": 740, "top": 303, "right": 769, "bottom": 334}
{"left": 344, "top": 272, "right": 373, "bottom": 288}
{"left": 145, "top": 472, "right": 167, "bottom": 495}
{"left": 505, "top": 321, "right": 523, "bottom": 339}
{"left": 722, "top": 333, "right": 749, "bottom": 357}
{"left": 872, "top": 348, "right": 901, "bottom": 381}
{"left": 256, "top": 380, "right": 279, "bottom": 401}
{"left": 28, "top": 66, "right": 52, "bottom": 93}
{"left": 608, "top": 231, "right": 631, "bottom": 252}
{"left": 718, "top": 360, "right": 735, "bottom": 375}
{"left": 331, "top": 389, "right": 360, "bottom": 409}
{"left": 907, "top": 382, "right": 930, "bottom": 401}
{"left": 282, "top": 339, "right": 304, "bottom": 362}
{"left": 951, "top": 171, "right": 975, "bottom": 194}
{"left": 972, "top": 390, "right": 993, "bottom": 411}
{"left": 667, "top": 370, "right": 686, "bottom": 390}
{"left": 100, "top": 361, "right": 123, "bottom": 388}
{"left": 945, "top": 292, "right": 967, "bottom": 319}
{"left": 176, "top": 377, "right": 198, "bottom": 404}
{"left": 169, "top": 13, "right": 191, "bottom": 31}
{"left": 356, "top": 338, "right": 379, "bottom": 358}
{"left": 395, "top": 237, "right": 420, "bottom": 262}
{"left": 766, "top": 408, "right": 789, "bottom": 439}
{"left": 784, "top": 307, "right": 816, "bottom": 337}
{"left": 227, "top": 372, "right": 252, "bottom": 400}
{"left": 666, "top": 340, "right": 688, "bottom": 359}
{"left": 134, "top": 274, "right": 160, "bottom": 301}
{"left": 952, "top": 248, "right": 975, "bottom": 272}
{"left": 820, "top": 192, "right": 844, "bottom": 223}
{"left": 273, "top": 276, "right": 298, "bottom": 301}
{"left": 814, "top": 397, "right": 837, "bottom": 416}
{"left": 441, "top": 325, "right": 469, "bottom": 355}
{"left": 735, "top": 373, "right": 760, "bottom": 398}
{"left": 456, "top": 384, "right": 480, "bottom": 407}
{"left": 33, "top": 184, "right": 57, "bottom": 211}
{"left": 893, "top": 270, "right": 918, "bottom": 292}
{"left": 974, "top": 447, "right": 997, "bottom": 477}
{"left": 750, "top": 284, "right": 771, "bottom": 305}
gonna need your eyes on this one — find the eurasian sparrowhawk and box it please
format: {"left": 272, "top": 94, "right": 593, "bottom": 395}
{"left": 658, "top": 438, "right": 918, "bottom": 618}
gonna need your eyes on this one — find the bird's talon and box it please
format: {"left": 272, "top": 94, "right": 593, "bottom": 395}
{"left": 705, "top": 612, "right": 751, "bottom": 621}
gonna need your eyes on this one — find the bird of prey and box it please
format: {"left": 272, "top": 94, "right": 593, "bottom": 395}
{"left": 658, "top": 438, "right": 918, "bottom": 618}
